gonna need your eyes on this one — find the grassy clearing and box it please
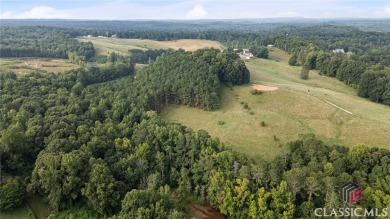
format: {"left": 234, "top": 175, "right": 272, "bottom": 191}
{"left": 161, "top": 48, "right": 390, "bottom": 159}
{"left": 26, "top": 193, "right": 50, "bottom": 219}
{"left": 77, "top": 37, "right": 225, "bottom": 56}
{"left": 0, "top": 58, "right": 79, "bottom": 76}
{"left": 0, "top": 204, "right": 35, "bottom": 219}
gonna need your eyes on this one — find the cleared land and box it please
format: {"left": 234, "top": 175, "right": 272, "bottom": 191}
{"left": 161, "top": 48, "right": 390, "bottom": 159}
{"left": 77, "top": 37, "right": 225, "bottom": 56}
{"left": 252, "top": 84, "right": 278, "bottom": 91}
{"left": 0, "top": 58, "right": 79, "bottom": 76}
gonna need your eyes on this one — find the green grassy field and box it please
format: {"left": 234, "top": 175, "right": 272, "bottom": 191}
{"left": 0, "top": 58, "right": 80, "bottom": 76}
{"left": 161, "top": 48, "right": 390, "bottom": 159}
{"left": 76, "top": 37, "right": 225, "bottom": 56}
{"left": 0, "top": 204, "right": 35, "bottom": 219}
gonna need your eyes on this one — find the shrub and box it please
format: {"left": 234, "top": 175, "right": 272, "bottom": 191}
{"left": 243, "top": 102, "right": 249, "bottom": 110}
{"left": 300, "top": 66, "right": 309, "bottom": 80}
{"left": 0, "top": 178, "right": 26, "bottom": 211}
{"left": 217, "top": 121, "right": 225, "bottom": 125}
{"left": 260, "top": 121, "right": 266, "bottom": 127}
{"left": 251, "top": 90, "right": 263, "bottom": 95}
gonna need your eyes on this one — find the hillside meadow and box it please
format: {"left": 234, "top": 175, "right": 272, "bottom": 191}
{"left": 76, "top": 37, "right": 225, "bottom": 56}
{"left": 161, "top": 48, "right": 390, "bottom": 159}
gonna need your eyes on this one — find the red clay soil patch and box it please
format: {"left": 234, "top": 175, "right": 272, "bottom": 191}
{"left": 252, "top": 84, "right": 279, "bottom": 91}
{"left": 190, "top": 205, "right": 227, "bottom": 219}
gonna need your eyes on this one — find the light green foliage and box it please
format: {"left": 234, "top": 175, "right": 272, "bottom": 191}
{"left": 82, "top": 160, "right": 120, "bottom": 216}
{"left": 115, "top": 186, "right": 180, "bottom": 219}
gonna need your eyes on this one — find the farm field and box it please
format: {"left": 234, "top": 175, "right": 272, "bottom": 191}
{"left": 161, "top": 48, "right": 390, "bottom": 159}
{"left": 76, "top": 37, "right": 225, "bottom": 56}
{"left": 0, "top": 58, "right": 80, "bottom": 76}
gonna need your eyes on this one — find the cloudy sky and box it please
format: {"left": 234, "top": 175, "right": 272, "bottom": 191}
{"left": 1, "top": 0, "right": 390, "bottom": 19}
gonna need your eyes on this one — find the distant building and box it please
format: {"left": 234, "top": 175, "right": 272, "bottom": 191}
{"left": 111, "top": 35, "right": 117, "bottom": 38}
{"left": 87, "top": 35, "right": 92, "bottom": 38}
{"left": 98, "top": 36, "right": 104, "bottom": 38}
{"left": 267, "top": 45, "right": 274, "bottom": 47}
{"left": 332, "top": 48, "right": 345, "bottom": 53}
{"left": 237, "top": 50, "right": 254, "bottom": 59}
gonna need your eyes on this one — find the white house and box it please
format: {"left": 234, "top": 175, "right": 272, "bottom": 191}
{"left": 237, "top": 50, "right": 254, "bottom": 59}
{"left": 332, "top": 48, "right": 345, "bottom": 53}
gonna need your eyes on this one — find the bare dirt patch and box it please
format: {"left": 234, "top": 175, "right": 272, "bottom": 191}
{"left": 24, "top": 60, "right": 43, "bottom": 68}
{"left": 0, "top": 58, "right": 79, "bottom": 76}
{"left": 252, "top": 84, "right": 279, "bottom": 91}
{"left": 190, "top": 205, "right": 226, "bottom": 219}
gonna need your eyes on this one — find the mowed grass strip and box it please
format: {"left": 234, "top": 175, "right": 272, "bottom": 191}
{"left": 0, "top": 58, "right": 80, "bottom": 76}
{"left": 0, "top": 204, "right": 36, "bottom": 219}
{"left": 26, "top": 193, "right": 50, "bottom": 219}
{"left": 76, "top": 37, "right": 226, "bottom": 56}
{"left": 161, "top": 48, "right": 390, "bottom": 159}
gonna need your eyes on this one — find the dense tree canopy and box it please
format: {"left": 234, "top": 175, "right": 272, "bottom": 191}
{"left": 0, "top": 26, "right": 94, "bottom": 63}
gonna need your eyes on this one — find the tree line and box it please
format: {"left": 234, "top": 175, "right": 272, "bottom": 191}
{"left": 0, "top": 26, "right": 95, "bottom": 64}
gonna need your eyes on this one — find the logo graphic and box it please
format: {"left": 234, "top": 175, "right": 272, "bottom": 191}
{"left": 340, "top": 182, "right": 362, "bottom": 205}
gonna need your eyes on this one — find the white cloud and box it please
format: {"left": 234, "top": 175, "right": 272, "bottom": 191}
{"left": 385, "top": 6, "right": 390, "bottom": 14}
{"left": 1, "top": 6, "right": 70, "bottom": 19}
{"left": 373, "top": 6, "right": 390, "bottom": 18}
{"left": 185, "top": 5, "right": 208, "bottom": 19}
{"left": 1, "top": 1, "right": 389, "bottom": 20}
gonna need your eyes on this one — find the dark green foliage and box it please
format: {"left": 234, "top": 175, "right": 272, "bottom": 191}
{"left": 250, "top": 46, "right": 269, "bottom": 59}
{"left": 288, "top": 52, "right": 298, "bottom": 66}
{"left": 260, "top": 121, "right": 266, "bottom": 127}
{"left": 0, "top": 178, "right": 26, "bottom": 211}
{"left": 129, "top": 48, "right": 175, "bottom": 64}
{"left": 243, "top": 102, "right": 249, "bottom": 109}
{"left": 383, "top": 81, "right": 390, "bottom": 106}
{"left": 358, "top": 69, "right": 390, "bottom": 103}
{"left": 300, "top": 66, "right": 309, "bottom": 80}
{"left": 0, "top": 26, "right": 94, "bottom": 61}
{"left": 135, "top": 49, "right": 249, "bottom": 111}
{"left": 80, "top": 57, "right": 135, "bottom": 86}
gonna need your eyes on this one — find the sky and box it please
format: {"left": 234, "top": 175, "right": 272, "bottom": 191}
{"left": 1, "top": 0, "right": 390, "bottom": 20}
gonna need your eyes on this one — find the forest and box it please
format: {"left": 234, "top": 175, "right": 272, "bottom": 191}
{"left": 1, "top": 21, "right": 390, "bottom": 218}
